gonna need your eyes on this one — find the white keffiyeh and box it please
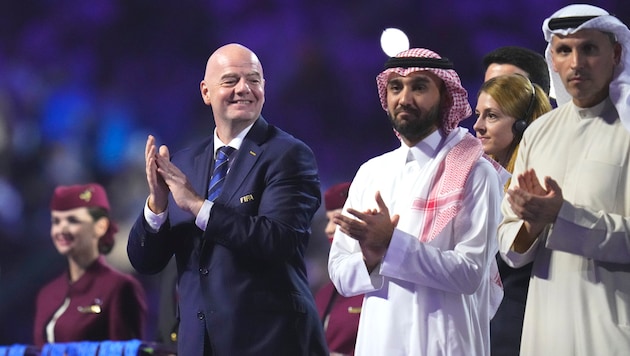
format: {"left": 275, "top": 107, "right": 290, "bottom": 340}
{"left": 543, "top": 4, "right": 630, "bottom": 133}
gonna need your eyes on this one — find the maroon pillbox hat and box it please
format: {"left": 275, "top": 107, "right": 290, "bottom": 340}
{"left": 324, "top": 182, "right": 351, "bottom": 211}
{"left": 50, "top": 183, "right": 117, "bottom": 254}
{"left": 50, "top": 183, "right": 111, "bottom": 211}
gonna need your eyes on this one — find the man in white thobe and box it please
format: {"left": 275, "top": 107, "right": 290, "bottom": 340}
{"left": 498, "top": 4, "right": 630, "bottom": 355}
{"left": 328, "top": 48, "right": 506, "bottom": 356}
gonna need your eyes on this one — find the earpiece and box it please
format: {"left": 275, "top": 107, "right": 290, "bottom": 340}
{"left": 512, "top": 119, "right": 528, "bottom": 137}
{"left": 512, "top": 77, "right": 536, "bottom": 137}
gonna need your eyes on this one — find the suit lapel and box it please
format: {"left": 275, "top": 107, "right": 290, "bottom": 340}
{"left": 193, "top": 140, "right": 215, "bottom": 199}
{"left": 219, "top": 117, "right": 268, "bottom": 203}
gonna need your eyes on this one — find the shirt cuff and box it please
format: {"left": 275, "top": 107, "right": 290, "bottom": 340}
{"left": 499, "top": 220, "right": 524, "bottom": 255}
{"left": 501, "top": 232, "right": 541, "bottom": 268}
{"left": 380, "top": 228, "right": 409, "bottom": 277}
{"left": 195, "top": 200, "right": 214, "bottom": 231}
{"left": 545, "top": 201, "right": 581, "bottom": 252}
{"left": 144, "top": 198, "right": 167, "bottom": 232}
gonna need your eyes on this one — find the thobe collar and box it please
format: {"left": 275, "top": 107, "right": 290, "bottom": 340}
{"left": 571, "top": 97, "right": 617, "bottom": 123}
{"left": 404, "top": 129, "right": 446, "bottom": 167}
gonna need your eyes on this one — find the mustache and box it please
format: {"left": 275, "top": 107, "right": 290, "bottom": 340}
{"left": 568, "top": 70, "right": 587, "bottom": 81}
{"left": 394, "top": 105, "right": 421, "bottom": 117}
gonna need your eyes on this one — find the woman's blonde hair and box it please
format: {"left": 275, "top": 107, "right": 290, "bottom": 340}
{"left": 478, "top": 74, "right": 553, "bottom": 188}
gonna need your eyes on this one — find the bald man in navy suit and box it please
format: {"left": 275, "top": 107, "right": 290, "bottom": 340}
{"left": 127, "top": 43, "right": 327, "bottom": 356}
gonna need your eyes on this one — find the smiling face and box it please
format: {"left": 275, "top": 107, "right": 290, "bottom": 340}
{"left": 50, "top": 207, "right": 104, "bottom": 259}
{"left": 386, "top": 71, "right": 442, "bottom": 146}
{"left": 550, "top": 29, "right": 620, "bottom": 107}
{"left": 474, "top": 92, "right": 516, "bottom": 163}
{"left": 200, "top": 44, "right": 265, "bottom": 134}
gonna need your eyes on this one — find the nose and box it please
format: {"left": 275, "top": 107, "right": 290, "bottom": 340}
{"left": 398, "top": 85, "right": 413, "bottom": 106}
{"left": 235, "top": 78, "right": 251, "bottom": 94}
{"left": 58, "top": 221, "right": 70, "bottom": 233}
{"left": 569, "top": 50, "right": 584, "bottom": 70}
{"left": 473, "top": 116, "right": 485, "bottom": 134}
{"left": 51, "top": 220, "right": 67, "bottom": 235}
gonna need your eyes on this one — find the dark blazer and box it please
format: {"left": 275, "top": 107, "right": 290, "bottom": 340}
{"left": 155, "top": 258, "right": 179, "bottom": 347}
{"left": 33, "top": 256, "right": 146, "bottom": 347}
{"left": 490, "top": 256, "right": 532, "bottom": 356}
{"left": 128, "top": 117, "right": 327, "bottom": 356}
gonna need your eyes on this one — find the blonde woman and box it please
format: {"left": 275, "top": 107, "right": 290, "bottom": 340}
{"left": 475, "top": 74, "right": 552, "bottom": 183}
{"left": 474, "top": 73, "right": 551, "bottom": 356}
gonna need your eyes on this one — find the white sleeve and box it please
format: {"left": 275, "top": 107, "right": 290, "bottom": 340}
{"left": 143, "top": 198, "right": 167, "bottom": 232}
{"left": 379, "top": 162, "right": 502, "bottom": 294}
{"left": 328, "top": 165, "right": 384, "bottom": 297}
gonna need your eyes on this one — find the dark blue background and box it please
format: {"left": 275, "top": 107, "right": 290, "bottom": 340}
{"left": 0, "top": 0, "right": 627, "bottom": 344}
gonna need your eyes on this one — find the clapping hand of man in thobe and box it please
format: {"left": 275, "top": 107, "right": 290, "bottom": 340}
{"left": 506, "top": 168, "right": 564, "bottom": 252}
{"left": 333, "top": 191, "right": 400, "bottom": 273}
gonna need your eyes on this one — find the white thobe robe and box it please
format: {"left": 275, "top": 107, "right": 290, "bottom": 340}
{"left": 499, "top": 99, "right": 630, "bottom": 356}
{"left": 329, "top": 128, "right": 504, "bottom": 356}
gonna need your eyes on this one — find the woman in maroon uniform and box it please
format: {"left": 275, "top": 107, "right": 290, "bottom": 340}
{"left": 315, "top": 182, "right": 364, "bottom": 355}
{"left": 33, "top": 183, "right": 146, "bottom": 346}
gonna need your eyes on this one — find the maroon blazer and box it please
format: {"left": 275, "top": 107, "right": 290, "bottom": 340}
{"left": 315, "top": 282, "right": 363, "bottom": 355}
{"left": 33, "top": 256, "right": 147, "bottom": 347}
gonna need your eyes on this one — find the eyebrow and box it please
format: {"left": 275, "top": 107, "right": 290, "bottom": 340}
{"left": 220, "top": 71, "right": 261, "bottom": 80}
{"left": 51, "top": 214, "right": 91, "bottom": 223}
{"left": 388, "top": 76, "right": 432, "bottom": 85}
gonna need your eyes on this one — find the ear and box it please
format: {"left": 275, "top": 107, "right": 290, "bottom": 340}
{"left": 94, "top": 217, "right": 109, "bottom": 240}
{"left": 200, "top": 80, "right": 212, "bottom": 106}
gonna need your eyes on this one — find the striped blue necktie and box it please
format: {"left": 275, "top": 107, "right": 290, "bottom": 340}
{"left": 207, "top": 146, "right": 235, "bottom": 201}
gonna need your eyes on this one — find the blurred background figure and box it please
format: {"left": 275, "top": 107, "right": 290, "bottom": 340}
{"left": 483, "top": 46, "right": 551, "bottom": 96}
{"left": 315, "top": 182, "right": 363, "bottom": 356}
{"left": 33, "top": 183, "right": 147, "bottom": 347}
{"left": 473, "top": 73, "right": 551, "bottom": 356}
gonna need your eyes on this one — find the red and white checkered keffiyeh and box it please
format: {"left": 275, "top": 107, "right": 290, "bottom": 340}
{"left": 376, "top": 48, "right": 472, "bottom": 134}
{"left": 413, "top": 133, "right": 483, "bottom": 243}
{"left": 410, "top": 132, "right": 503, "bottom": 240}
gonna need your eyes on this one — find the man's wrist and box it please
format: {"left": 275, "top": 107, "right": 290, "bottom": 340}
{"left": 148, "top": 195, "right": 167, "bottom": 214}
{"left": 512, "top": 222, "right": 542, "bottom": 253}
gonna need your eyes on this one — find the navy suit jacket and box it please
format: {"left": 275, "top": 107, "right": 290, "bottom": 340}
{"left": 127, "top": 117, "right": 328, "bottom": 356}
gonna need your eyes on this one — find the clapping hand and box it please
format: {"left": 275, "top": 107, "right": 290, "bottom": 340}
{"left": 333, "top": 191, "right": 400, "bottom": 272}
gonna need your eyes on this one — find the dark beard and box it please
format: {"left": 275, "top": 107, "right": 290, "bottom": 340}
{"left": 388, "top": 104, "right": 441, "bottom": 143}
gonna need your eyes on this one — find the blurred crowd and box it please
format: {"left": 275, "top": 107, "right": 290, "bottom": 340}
{"left": 0, "top": 0, "right": 627, "bottom": 345}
